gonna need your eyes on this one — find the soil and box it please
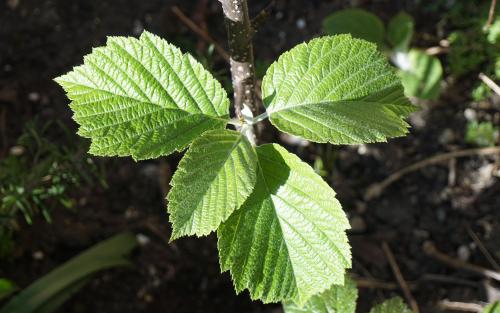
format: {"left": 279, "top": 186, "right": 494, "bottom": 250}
{"left": 1, "top": 0, "right": 499, "bottom": 312}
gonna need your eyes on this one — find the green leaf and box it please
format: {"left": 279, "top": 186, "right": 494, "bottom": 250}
{"left": 283, "top": 275, "right": 358, "bottom": 313}
{"left": 484, "top": 302, "right": 500, "bottom": 313}
{"left": 399, "top": 49, "right": 443, "bottom": 100}
{"left": 0, "top": 279, "right": 17, "bottom": 300}
{"left": 35, "top": 278, "right": 90, "bottom": 313}
{"left": 0, "top": 232, "right": 137, "bottom": 313}
{"left": 323, "top": 9, "right": 385, "bottom": 46}
{"left": 370, "top": 297, "right": 412, "bottom": 313}
{"left": 465, "top": 121, "right": 499, "bottom": 147}
{"left": 55, "top": 31, "right": 229, "bottom": 160}
{"left": 167, "top": 129, "right": 257, "bottom": 239}
{"left": 262, "top": 35, "right": 417, "bottom": 145}
{"left": 387, "top": 12, "right": 414, "bottom": 51}
{"left": 218, "top": 144, "right": 351, "bottom": 305}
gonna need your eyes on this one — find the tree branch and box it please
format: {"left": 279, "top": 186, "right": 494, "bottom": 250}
{"left": 485, "top": 0, "right": 497, "bottom": 29}
{"left": 171, "top": 6, "right": 230, "bottom": 63}
{"left": 219, "top": 0, "right": 258, "bottom": 143}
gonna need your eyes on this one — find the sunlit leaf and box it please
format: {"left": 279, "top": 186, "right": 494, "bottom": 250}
{"left": 218, "top": 144, "right": 351, "bottom": 305}
{"left": 168, "top": 129, "right": 257, "bottom": 239}
{"left": 56, "top": 31, "right": 230, "bottom": 160}
{"left": 283, "top": 275, "right": 357, "bottom": 313}
{"left": 262, "top": 35, "right": 417, "bottom": 145}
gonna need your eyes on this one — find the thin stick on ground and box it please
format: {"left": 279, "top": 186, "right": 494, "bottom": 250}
{"left": 423, "top": 241, "right": 500, "bottom": 281}
{"left": 251, "top": 0, "right": 276, "bottom": 33}
{"left": 421, "top": 274, "right": 478, "bottom": 288}
{"left": 485, "top": 0, "right": 497, "bottom": 29}
{"left": 365, "top": 146, "right": 500, "bottom": 200}
{"left": 171, "top": 6, "right": 230, "bottom": 63}
{"left": 479, "top": 72, "right": 500, "bottom": 96}
{"left": 438, "top": 300, "right": 483, "bottom": 313}
{"left": 465, "top": 224, "right": 500, "bottom": 271}
{"left": 354, "top": 277, "right": 400, "bottom": 290}
{"left": 382, "top": 242, "right": 420, "bottom": 313}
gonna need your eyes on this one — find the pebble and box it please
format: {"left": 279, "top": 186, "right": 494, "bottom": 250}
{"left": 350, "top": 215, "right": 366, "bottom": 232}
{"left": 7, "top": 0, "right": 19, "bottom": 10}
{"left": 132, "top": 20, "right": 144, "bottom": 36}
{"left": 436, "top": 208, "right": 446, "bottom": 222}
{"left": 9, "top": 145, "right": 25, "bottom": 156}
{"left": 296, "top": 18, "right": 306, "bottom": 29}
{"left": 33, "top": 251, "right": 44, "bottom": 260}
{"left": 464, "top": 108, "right": 477, "bottom": 121}
{"left": 28, "top": 92, "right": 40, "bottom": 102}
{"left": 136, "top": 233, "right": 150, "bottom": 246}
{"left": 357, "top": 144, "right": 368, "bottom": 155}
{"left": 438, "top": 128, "right": 454, "bottom": 145}
{"left": 457, "top": 245, "right": 470, "bottom": 262}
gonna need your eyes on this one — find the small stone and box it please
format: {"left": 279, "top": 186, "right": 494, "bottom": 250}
{"left": 28, "top": 92, "right": 40, "bottom": 102}
{"left": 464, "top": 108, "right": 477, "bottom": 121}
{"left": 132, "top": 20, "right": 144, "bottom": 36}
{"left": 357, "top": 144, "right": 368, "bottom": 155}
{"left": 124, "top": 206, "right": 139, "bottom": 219}
{"left": 143, "top": 294, "right": 154, "bottom": 303}
{"left": 354, "top": 201, "right": 367, "bottom": 214}
{"left": 413, "top": 229, "right": 430, "bottom": 240}
{"left": 350, "top": 216, "right": 366, "bottom": 232}
{"left": 9, "top": 145, "right": 25, "bottom": 156}
{"left": 438, "top": 128, "right": 454, "bottom": 145}
{"left": 33, "top": 251, "right": 44, "bottom": 260}
{"left": 148, "top": 265, "right": 157, "bottom": 276}
{"left": 296, "top": 18, "right": 306, "bottom": 29}
{"left": 136, "top": 233, "right": 150, "bottom": 246}
{"left": 457, "top": 245, "right": 470, "bottom": 262}
{"left": 7, "top": 0, "right": 19, "bottom": 9}
{"left": 436, "top": 208, "right": 446, "bottom": 222}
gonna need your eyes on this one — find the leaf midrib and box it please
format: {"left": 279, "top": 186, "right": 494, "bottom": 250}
{"left": 173, "top": 134, "right": 245, "bottom": 233}
{"left": 58, "top": 78, "right": 229, "bottom": 124}
{"left": 268, "top": 99, "right": 406, "bottom": 115}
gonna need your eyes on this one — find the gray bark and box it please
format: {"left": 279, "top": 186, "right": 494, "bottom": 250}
{"left": 219, "top": 0, "right": 258, "bottom": 133}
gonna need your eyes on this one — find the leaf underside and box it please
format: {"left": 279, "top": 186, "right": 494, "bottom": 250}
{"left": 370, "top": 297, "right": 412, "bottom": 313}
{"left": 283, "top": 275, "right": 358, "bottom": 313}
{"left": 55, "top": 30, "right": 230, "bottom": 160}
{"left": 262, "top": 35, "right": 417, "bottom": 145}
{"left": 167, "top": 129, "right": 257, "bottom": 239}
{"left": 218, "top": 144, "right": 351, "bottom": 305}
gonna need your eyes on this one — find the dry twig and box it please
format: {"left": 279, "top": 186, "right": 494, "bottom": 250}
{"left": 382, "top": 242, "right": 420, "bottom": 313}
{"left": 425, "top": 46, "right": 448, "bottom": 56}
{"left": 365, "top": 146, "right": 500, "bottom": 200}
{"left": 465, "top": 224, "right": 500, "bottom": 271}
{"left": 479, "top": 72, "right": 500, "bottom": 96}
{"left": 354, "top": 277, "right": 400, "bottom": 290}
{"left": 251, "top": 0, "right": 276, "bottom": 33}
{"left": 171, "top": 6, "right": 230, "bottom": 62}
{"left": 421, "top": 274, "right": 478, "bottom": 288}
{"left": 485, "top": 0, "right": 497, "bottom": 29}
{"left": 423, "top": 242, "right": 500, "bottom": 281}
{"left": 438, "top": 299, "right": 483, "bottom": 313}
